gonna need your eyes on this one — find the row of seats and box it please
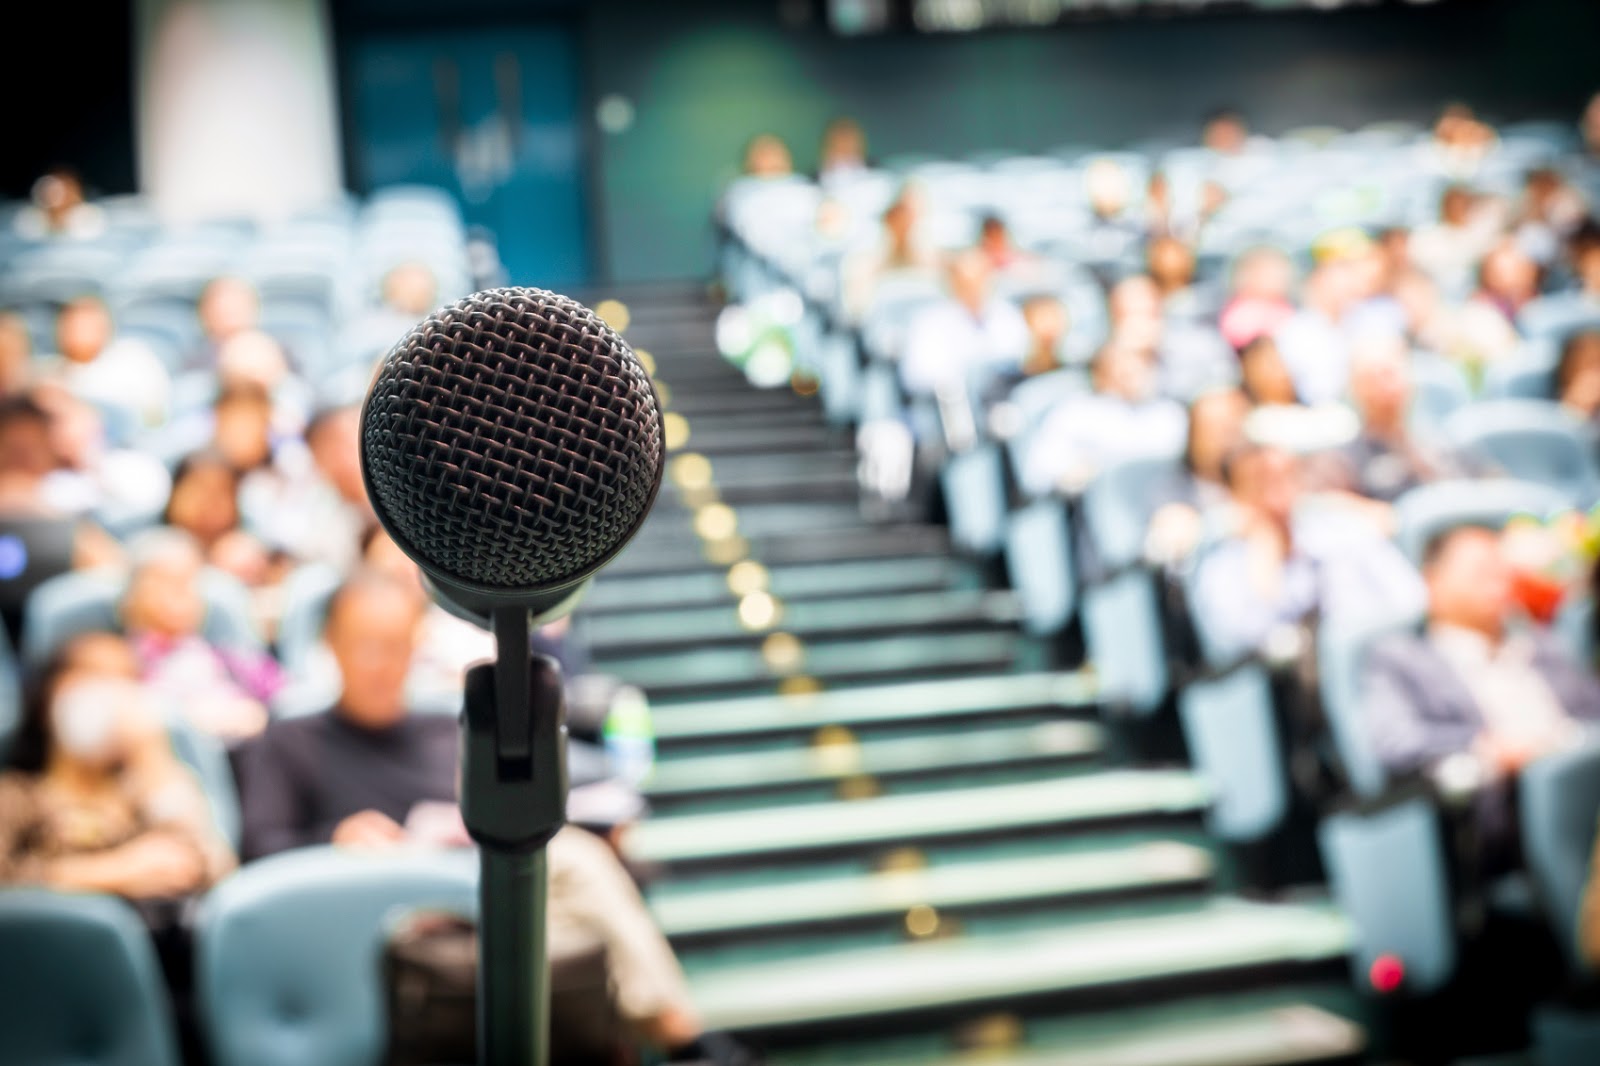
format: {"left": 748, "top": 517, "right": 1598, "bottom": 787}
{"left": 0, "top": 848, "right": 477, "bottom": 1066}
{"left": 718, "top": 113, "right": 1600, "bottom": 1062}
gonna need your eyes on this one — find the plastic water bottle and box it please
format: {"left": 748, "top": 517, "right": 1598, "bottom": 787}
{"left": 602, "top": 684, "right": 656, "bottom": 787}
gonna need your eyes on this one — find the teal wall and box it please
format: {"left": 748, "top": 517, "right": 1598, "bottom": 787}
{"left": 585, "top": 0, "right": 1600, "bottom": 282}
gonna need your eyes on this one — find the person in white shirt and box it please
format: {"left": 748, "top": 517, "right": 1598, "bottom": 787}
{"left": 1273, "top": 244, "right": 1365, "bottom": 407}
{"left": 1409, "top": 185, "right": 1505, "bottom": 299}
{"left": 38, "top": 297, "right": 170, "bottom": 431}
{"left": 899, "top": 249, "right": 1028, "bottom": 397}
{"left": 1022, "top": 341, "right": 1186, "bottom": 497}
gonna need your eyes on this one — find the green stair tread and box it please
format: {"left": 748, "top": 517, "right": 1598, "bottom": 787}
{"left": 628, "top": 771, "right": 1208, "bottom": 863}
{"left": 651, "top": 841, "right": 1212, "bottom": 937}
{"left": 647, "top": 721, "right": 1102, "bottom": 796}
{"left": 654, "top": 671, "right": 1097, "bottom": 741}
{"left": 689, "top": 900, "right": 1352, "bottom": 1031}
{"left": 594, "top": 630, "right": 1022, "bottom": 683}
{"left": 769, "top": 991, "right": 1364, "bottom": 1066}
{"left": 584, "top": 556, "right": 961, "bottom": 613}
{"left": 584, "top": 588, "right": 1021, "bottom": 647}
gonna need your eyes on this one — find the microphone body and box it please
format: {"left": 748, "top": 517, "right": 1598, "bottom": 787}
{"left": 358, "top": 288, "right": 664, "bottom": 1066}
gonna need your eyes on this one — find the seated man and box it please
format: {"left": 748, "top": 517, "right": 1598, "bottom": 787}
{"left": 1333, "top": 332, "right": 1458, "bottom": 502}
{"left": 237, "top": 573, "right": 743, "bottom": 1063}
{"left": 899, "top": 249, "right": 1028, "bottom": 397}
{"left": 1362, "top": 525, "right": 1600, "bottom": 789}
{"left": 1020, "top": 341, "right": 1185, "bottom": 497}
{"left": 1189, "top": 443, "right": 1423, "bottom": 662}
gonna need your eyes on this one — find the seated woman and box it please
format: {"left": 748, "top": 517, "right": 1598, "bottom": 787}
{"left": 121, "top": 528, "right": 281, "bottom": 742}
{"left": 1143, "top": 387, "right": 1250, "bottom": 565}
{"left": 1554, "top": 328, "right": 1600, "bottom": 423}
{"left": 0, "top": 632, "right": 234, "bottom": 897}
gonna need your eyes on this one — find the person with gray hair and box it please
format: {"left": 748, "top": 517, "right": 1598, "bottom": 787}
{"left": 121, "top": 526, "right": 280, "bottom": 743}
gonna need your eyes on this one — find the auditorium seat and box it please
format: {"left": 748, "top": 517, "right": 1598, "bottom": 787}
{"left": 0, "top": 889, "right": 182, "bottom": 1066}
{"left": 1444, "top": 401, "right": 1600, "bottom": 505}
{"left": 1391, "top": 478, "right": 1575, "bottom": 563}
{"left": 195, "top": 847, "right": 477, "bottom": 1066}
{"left": 21, "top": 566, "right": 261, "bottom": 666}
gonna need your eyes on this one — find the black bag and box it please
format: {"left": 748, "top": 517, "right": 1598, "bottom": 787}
{"left": 382, "top": 911, "right": 624, "bottom": 1066}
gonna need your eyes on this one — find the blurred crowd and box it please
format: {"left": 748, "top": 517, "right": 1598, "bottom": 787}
{"left": 0, "top": 179, "right": 748, "bottom": 1063}
{"left": 721, "top": 96, "right": 1600, "bottom": 973}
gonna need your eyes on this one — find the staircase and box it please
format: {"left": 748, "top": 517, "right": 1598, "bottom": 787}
{"left": 577, "top": 285, "right": 1368, "bottom": 1065}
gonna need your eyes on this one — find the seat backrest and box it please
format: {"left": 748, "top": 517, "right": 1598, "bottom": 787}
{"left": 1176, "top": 664, "right": 1287, "bottom": 843}
{"left": 1520, "top": 738, "right": 1600, "bottom": 973}
{"left": 940, "top": 443, "right": 1007, "bottom": 556}
{"left": 0, "top": 623, "right": 19, "bottom": 766}
{"left": 1003, "top": 496, "right": 1075, "bottom": 637}
{"left": 23, "top": 568, "right": 262, "bottom": 666}
{"left": 274, "top": 563, "right": 344, "bottom": 674}
{"left": 1318, "top": 798, "right": 1457, "bottom": 996}
{"left": 1080, "top": 451, "right": 1185, "bottom": 576}
{"left": 1445, "top": 401, "right": 1599, "bottom": 504}
{"left": 1317, "top": 607, "right": 1425, "bottom": 799}
{"left": 0, "top": 889, "right": 182, "bottom": 1066}
{"left": 197, "top": 847, "right": 478, "bottom": 1066}
{"left": 1392, "top": 478, "right": 1575, "bottom": 564}
{"left": 168, "top": 720, "right": 242, "bottom": 850}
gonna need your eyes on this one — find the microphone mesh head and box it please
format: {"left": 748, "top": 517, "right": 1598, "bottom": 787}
{"left": 361, "top": 288, "right": 664, "bottom": 593}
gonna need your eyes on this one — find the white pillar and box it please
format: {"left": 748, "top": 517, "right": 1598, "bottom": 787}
{"left": 135, "top": 0, "right": 343, "bottom": 223}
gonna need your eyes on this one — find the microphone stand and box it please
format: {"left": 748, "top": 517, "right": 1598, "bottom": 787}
{"left": 460, "top": 606, "right": 567, "bottom": 1066}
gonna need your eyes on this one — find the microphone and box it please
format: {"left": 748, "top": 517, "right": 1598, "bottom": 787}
{"left": 359, "top": 286, "right": 665, "bottom": 626}
{"left": 357, "top": 288, "right": 665, "bottom": 1066}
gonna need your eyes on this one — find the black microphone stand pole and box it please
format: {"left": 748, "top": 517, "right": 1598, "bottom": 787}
{"left": 460, "top": 606, "right": 567, "bottom": 1066}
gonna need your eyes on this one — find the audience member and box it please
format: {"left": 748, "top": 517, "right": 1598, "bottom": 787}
{"left": 12, "top": 168, "right": 107, "bottom": 241}
{"left": 1220, "top": 246, "right": 1296, "bottom": 350}
{"left": 1022, "top": 341, "right": 1184, "bottom": 496}
{"left": 842, "top": 185, "right": 939, "bottom": 319}
{"left": 1189, "top": 442, "right": 1423, "bottom": 661}
{"left": 0, "top": 395, "right": 121, "bottom": 644}
{"left": 1081, "top": 158, "right": 1144, "bottom": 264}
{"left": 900, "top": 249, "right": 1027, "bottom": 396}
{"left": 1515, "top": 167, "right": 1587, "bottom": 267}
{"left": 978, "top": 215, "right": 1028, "bottom": 273}
{"left": 29, "top": 384, "right": 167, "bottom": 522}
{"left": 210, "top": 383, "right": 277, "bottom": 475}
{"left": 0, "top": 311, "right": 32, "bottom": 396}
{"left": 121, "top": 529, "right": 278, "bottom": 742}
{"left": 1333, "top": 333, "right": 1456, "bottom": 502}
{"left": 1274, "top": 235, "right": 1366, "bottom": 405}
{"left": 818, "top": 116, "right": 869, "bottom": 185}
{"left": 1555, "top": 329, "right": 1600, "bottom": 421}
{"left": 1410, "top": 185, "right": 1504, "bottom": 297}
{"left": 1361, "top": 526, "right": 1600, "bottom": 848}
{"left": 241, "top": 405, "right": 372, "bottom": 572}
{"left": 742, "top": 133, "right": 793, "bottom": 178}
{"left": 0, "top": 633, "right": 233, "bottom": 896}
{"left": 1144, "top": 387, "right": 1250, "bottom": 564}
{"left": 1424, "top": 104, "right": 1499, "bottom": 179}
{"left": 1237, "top": 335, "right": 1299, "bottom": 407}
{"left": 39, "top": 297, "right": 169, "bottom": 429}
{"left": 190, "top": 276, "right": 262, "bottom": 371}
{"left": 235, "top": 573, "right": 732, "bottom": 1060}
{"left": 1019, "top": 294, "right": 1070, "bottom": 379}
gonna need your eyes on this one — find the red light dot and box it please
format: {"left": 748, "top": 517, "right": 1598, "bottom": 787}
{"left": 1369, "top": 953, "right": 1405, "bottom": 994}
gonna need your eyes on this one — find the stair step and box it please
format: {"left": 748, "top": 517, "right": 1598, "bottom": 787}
{"left": 627, "top": 771, "right": 1208, "bottom": 871}
{"left": 767, "top": 991, "right": 1365, "bottom": 1066}
{"left": 652, "top": 841, "right": 1211, "bottom": 944}
{"left": 581, "top": 588, "right": 1022, "bottom": 656}
{"left": 652, "top": 671, "right": 1096, "bottom": 749}
{"left": 688, "top": 900, "right": 1350, "bottom": 1036}
{"left": 632, "top": 502, "right": 869, "bottom": 547}
{"left": 607, "top": 524, "right": 953, "bottom": 579}
{"left": 647, "top": 720, "right": 1102, "bottom": 803}
{"left": 596, "top": 629, "right": 1034, "bottom": 701}
{"left": 582, "top": 556, "right": 968, "bottom": 616}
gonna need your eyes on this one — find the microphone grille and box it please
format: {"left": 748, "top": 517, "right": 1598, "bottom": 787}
{"left": 360, "top": 288, "right": 664, "bottom": 593}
